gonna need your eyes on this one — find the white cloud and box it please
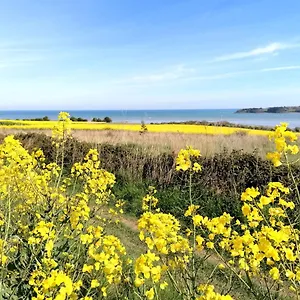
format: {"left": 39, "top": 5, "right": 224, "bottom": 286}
{"left": 214, "top": 42, "right": 297, "bottom": 62}
{"left": 116, "top": 62, "right": 300, "bottom": 87}
{"left": 260, "top": 65, "right": 300, "bottom": 72}
{"left": 0, "top": 57, "right": 43, "bottom": 69}
{"left": 186, "top": 65, "right": 300, "bottom": 80}
{"left": 123, "top": 64, "right": 195, "bottom": 83}
{"left": 182, "top": 71, "right": 246, "bottom": 81}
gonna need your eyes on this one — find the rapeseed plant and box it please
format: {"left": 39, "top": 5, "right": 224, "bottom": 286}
{"left": 0, "top": 113, "right": 128, "bottom": 299}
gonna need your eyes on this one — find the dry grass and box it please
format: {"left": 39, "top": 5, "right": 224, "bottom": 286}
{"left": 76, "top": 130, "right": 273, "bottom": 157}
{"left": 0, "top": 128, "right": 274, "bottom": 157}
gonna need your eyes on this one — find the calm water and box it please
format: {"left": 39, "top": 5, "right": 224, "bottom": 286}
{"left": 1, "top": 109, "right": 300, "bottom": 128}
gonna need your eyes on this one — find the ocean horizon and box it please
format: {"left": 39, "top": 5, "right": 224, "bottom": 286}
{"left": 1, "top": 109, "right": 300, "bottom": 128}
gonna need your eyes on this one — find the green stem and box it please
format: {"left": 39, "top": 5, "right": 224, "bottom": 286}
{"left": 166, "top": 270, "right": 181, "bottom": 295}
{"left": 0, "top": 195, "right": 11, "bottom": 300}
{"left": 285, "top": 152, "right": 300, "bottom": 205}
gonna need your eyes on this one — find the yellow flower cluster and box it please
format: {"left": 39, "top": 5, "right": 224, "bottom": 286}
{"left": 266, "top": 122, "right": 299, "bottom": 167}
{"left": 142, "top": 186, "right": 159, "bottom": 211}
{"left": 176, "top": 145, "right": 201, "bottom": 172}
{"left": 69, "top": 149, "right": 116, "bottom": 230}
{"left": 85, "top": 233, "right": 127, "bottom": 286}
{"left": 134, "top": 251, "right": 161, "bottom": 285}
{"left": 173, "top": 127, "right": 300, "bottom": 298}
{"left": 52, "top": 111, "right": 72, "bottom": 142}
{"left": 197, "top": 284, "right": 233, "bottom": 300}
{"left": 28, "top": 221, "right": 56, "bottom": 245}
{"left": 191, "top": 181, "right": 300, "bottom": 294}
{"left": 0, "top": 113, "right": 130, "bottom": 299}
{"left": 29, "top": 269, "right": 75, "bottom": 300}
{"left": 0, "top": 239, "right": 8, "bottom": 266}
{"left": 138, "top": 212, "right": 191, "bottom": 260}
{"left": 134, "top": 251, "right": 169, "bottom": 299}
{"left": 136, "top": 202, "right": 232, "bottom": 299}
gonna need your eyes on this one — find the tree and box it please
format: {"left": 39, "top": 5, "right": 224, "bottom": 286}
{"left": 104, "top": 117, "right": 112, "bottom": 123}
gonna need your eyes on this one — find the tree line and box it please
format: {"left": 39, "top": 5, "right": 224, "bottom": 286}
{"left": 19, "top": 116, "right": 113, "bottom": 123}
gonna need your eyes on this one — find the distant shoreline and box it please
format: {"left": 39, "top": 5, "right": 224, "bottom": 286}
{"left": 1, "top": 109, "right": 300, "bottom": 128}
{"left": 236, "top": 106, "right": 300, "bottom": 114}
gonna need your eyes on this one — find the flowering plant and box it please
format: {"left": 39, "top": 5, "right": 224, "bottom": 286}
{"left": 0, "top": 116, "right": 299, "bottom": 300}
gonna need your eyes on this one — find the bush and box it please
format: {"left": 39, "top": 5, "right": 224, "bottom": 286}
{"left": 92, "top": 117, "right": 113, "bottom": 123}
{"left": 104, "top": 116, "right": 112, "bottom": 123}
{"left": 70, "top": 116, "right": 88, "bottom": 122}
{"left": 22, "top": 116, "right": 50, "bottom": 121}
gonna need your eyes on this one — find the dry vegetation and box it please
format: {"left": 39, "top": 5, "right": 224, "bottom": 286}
{"left": 0, "top": 128, "right": 273, "bottom": 157}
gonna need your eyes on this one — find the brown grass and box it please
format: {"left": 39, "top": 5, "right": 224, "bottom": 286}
{"left": 0, "top": 128, "right": 273, "bottom": 157}
{"left": 75, "top": 130, "right": 273, "bottom": 156}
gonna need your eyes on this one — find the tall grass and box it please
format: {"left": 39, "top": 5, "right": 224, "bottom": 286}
{"left": 0, "top": 128, "right": 274, "bottom": 157}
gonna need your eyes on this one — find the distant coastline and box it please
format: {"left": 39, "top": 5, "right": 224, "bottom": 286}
{"left": 2, "top": 109, "right": 300, "bottom": 128}
{"left": 236, "top": 106, "right": 300, "bottom": 114}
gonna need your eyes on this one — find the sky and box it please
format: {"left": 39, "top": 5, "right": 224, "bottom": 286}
{"left": 1, "top": 0, "right": 300, "bottom": 110}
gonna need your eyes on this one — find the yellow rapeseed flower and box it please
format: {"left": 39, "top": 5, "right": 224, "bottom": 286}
{"left": 145, "top": 287, "right": 155, "bottom": 300}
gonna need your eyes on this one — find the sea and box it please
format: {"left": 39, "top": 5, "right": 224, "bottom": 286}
{"left": 1, "top": 109, "right": 300, "bottom": 128}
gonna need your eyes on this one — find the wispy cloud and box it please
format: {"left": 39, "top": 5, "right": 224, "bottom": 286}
{"left": 118, "top": 64, "right": 195, "bottom": 84}
{"left": 213, "top": 42, "right": 298, "bottom": 62}
{"left": 181, "top": 71, "right": 247, "bottom": 81}
{"left": 0, "top": 57, "right": 44, "bottom": 69}
{"left": 117, "top": 63, "right": 300, "bottom": 87}
{"left": 186, "top": 65, "right": 300, "bottom": 81}
{"left": 0, "top": 42, "right": 45, "bottom": 69}
{"left": 260, "top": 65, "right": 300, "bottom": 72}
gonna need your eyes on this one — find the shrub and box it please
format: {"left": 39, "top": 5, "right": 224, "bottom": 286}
{"left": 70, "top": 116, "right": 88, "bottom": 122}
{"left": 104, "top": 116, "right": 112, "bottom": 123}
{"left": 22, "top": 116, "right": 50, "bottom": 121}
{"left": 92, "top": 117, "right": 113, "bottom": 123}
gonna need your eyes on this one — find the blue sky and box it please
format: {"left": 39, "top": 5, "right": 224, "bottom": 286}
{"left": 1, "top": 0, "right": 300, "bottom": 110}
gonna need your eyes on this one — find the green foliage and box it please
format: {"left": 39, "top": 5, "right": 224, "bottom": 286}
{"left": 70, "top": 116, "right": 88, "bottom": 122}
{"left": 22, "top": 116, "right": 50, "bottom": 121}
{"left": 104, "top": 116, "right": 112, "bottom": 123}
{"left": 236, "top": 105, "right": 300, "bottom": 114}
{"left": 113, "top": 180, "right": 148, "bottom": 216}
{"left": 92, "top": 116, "right": 112, "bottom": 123}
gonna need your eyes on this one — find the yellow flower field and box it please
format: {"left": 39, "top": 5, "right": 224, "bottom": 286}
{"left": 0, "top": 113, "right": 299, "bottom": 299}
{"left": 0, "top": 120, "right": 272, "bottom": 136}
